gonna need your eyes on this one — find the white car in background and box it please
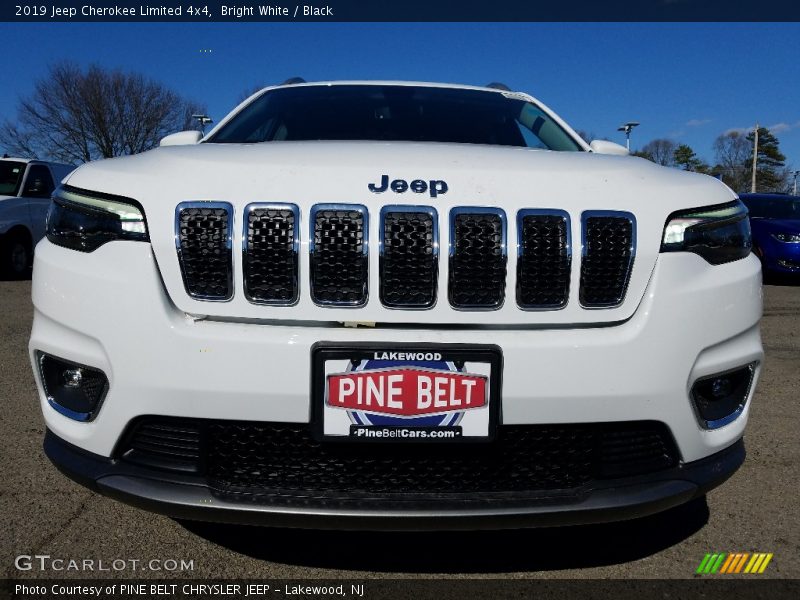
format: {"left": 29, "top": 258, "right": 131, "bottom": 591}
{"left": 30, "top": 81, "right": 763, "bottom": 529}
{"left": 0, "top": 157, "right": 74, "bottom": 277}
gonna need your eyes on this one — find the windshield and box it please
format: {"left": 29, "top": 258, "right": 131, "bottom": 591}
{"left": 0, "top": 161, "right": 26, "bottom": 196}
{"left": 208, "top": 85, "right": 583, "bottom": 151}
{"left": 742, "top": 196, "right": 800, "bottom": 220}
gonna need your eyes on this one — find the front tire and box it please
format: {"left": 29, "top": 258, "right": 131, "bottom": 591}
{"left": 1, "top": 231, "right": 32, "bottom": 280}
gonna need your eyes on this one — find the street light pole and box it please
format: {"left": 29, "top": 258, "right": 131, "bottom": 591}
{"left": 617, "top": 122, "right": 640, "bottom": 151}
{"left": 192, "top": 114, "right": 213, "bottom": 133}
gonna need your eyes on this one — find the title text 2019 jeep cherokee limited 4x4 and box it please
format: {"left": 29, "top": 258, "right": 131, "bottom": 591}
{"left": 30, "top": 81, "right": 762, "bottom": 529}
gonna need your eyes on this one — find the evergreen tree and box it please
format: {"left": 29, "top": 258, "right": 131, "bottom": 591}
{"left": 745, "top": 127, "right": 788, "bottom": 192}
{"left": 673, "top": 144, "right": 708, "bottom": 172}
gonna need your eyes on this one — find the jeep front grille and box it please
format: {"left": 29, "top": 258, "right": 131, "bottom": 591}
{"left": 517, "top": 210, "right": 571, "bottom": 309}
{"left": 580, "top": 211, "right": 636, "bottom": 308}
{"left": 448, "top": 208, "right": 507, "bottom": 309}
{"left": 309, "top": 204, "right": 369, "bottom": 306}
{"left": 175, "top": 202, "right": 233, "bottom": 301}
{"left": 174, "top": 204, "right": 637, "bottom": 312}
{"left": 243, "top": 203, "right": 299, "bottom": 305}
{"left": 380, "top": 206, "right": 438, "bottom": 308}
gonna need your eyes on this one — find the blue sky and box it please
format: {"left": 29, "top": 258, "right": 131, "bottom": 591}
{"left": 2, "top": 22, "right": 799, "bottom": 167}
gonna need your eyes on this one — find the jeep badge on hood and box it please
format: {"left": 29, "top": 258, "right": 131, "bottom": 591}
{"left": 368, "top": 174, "right": 448, "bottom": 198}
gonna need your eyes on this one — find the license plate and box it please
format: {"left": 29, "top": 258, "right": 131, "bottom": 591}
{"left": 312, "top": 343, "right": 502, "bottom": 442}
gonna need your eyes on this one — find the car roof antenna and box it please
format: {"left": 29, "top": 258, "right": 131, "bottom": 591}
{"left": 283, "top": 77, "right": 306, "bottom": 85}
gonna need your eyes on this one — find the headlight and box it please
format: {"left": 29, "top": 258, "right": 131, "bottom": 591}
{"left": 772, "top": 232, "right": 800, "bottom": 243}
{"left": 660, "top": 200, "right": 751, "bottom": 265}
{"left": 47, "top": 186, "right": 149, "bottom": 252}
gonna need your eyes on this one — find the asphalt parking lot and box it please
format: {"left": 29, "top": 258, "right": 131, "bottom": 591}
{"left": 1, "top": 279, "right": 798, "bottom": 581}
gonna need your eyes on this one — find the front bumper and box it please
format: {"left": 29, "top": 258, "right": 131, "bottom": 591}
{"left": 45, "top": 428, "right": 744, "bottom": 530}
{"left": 30, "top": 240, "right": 763, "bottom": 526}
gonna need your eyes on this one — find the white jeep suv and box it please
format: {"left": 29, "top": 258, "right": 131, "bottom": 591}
{"left": 29, "top": 81, "right": 763, "bottom": 529}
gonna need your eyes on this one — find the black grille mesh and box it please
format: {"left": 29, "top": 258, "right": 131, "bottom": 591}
{"left": 380, "top": 210, "right": 437, "bottom": 308}
{"left": 244, "top": 207, "right": 298, "bottom": 304}
{"left": 310, "top": 208, "right": 368, "bottom": 305}
{"left": 122, "top": 421, "right": 202, "bottom": 473}
{"left": 177, "top": 206, "right": 232, "bottom": 300}
{"left": 449, "top": 212, "right": 507, "bottom": 308}
{"left": 580, "top": 215, "right": 635, "bottom": 307}
{"left": 120, "top": 418, "right": 678, "bottom": 508}
{"left": 517, "top": 213, "right": 571, "bottom": 308}
{"left": 598, "top": 427, "right": 677, "bottom": 479}
{"left": 79, "top": 371, "right": 107, "bottom": 407}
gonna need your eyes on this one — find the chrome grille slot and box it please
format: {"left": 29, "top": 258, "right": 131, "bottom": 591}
{"left": 380, "top": 206, "right": 438, "bottom": 308}
{"left": 175, "top": 202, "right": 233, "bottom": 301}
{"left": 448, "top": 208, "right": 507, "bottom": 309}
{"left": 516, "top": 210, "right": 571, "bottom": 309}
{"left": 243, "top": 203, "right": 299, "bottom": 305}
{"left": 580, "top": 211, "right": 636, "bottom": 308}
{"left": 310, "top": 204, "right": 368, "bottom": 306}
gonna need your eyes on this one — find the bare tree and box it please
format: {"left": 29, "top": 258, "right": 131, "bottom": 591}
{"left": 713, "top": 131, "right": 751, "bottom": 192}
{"left": 0, "top": 62, "right": 206, "bottom": 163}
{"left": 639, "top": 139, "right": 677, "bottom": 167}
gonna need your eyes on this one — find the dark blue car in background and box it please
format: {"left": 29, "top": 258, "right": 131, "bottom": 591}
{"left": 739, "top": 193, "right": 800, "bottom": 280}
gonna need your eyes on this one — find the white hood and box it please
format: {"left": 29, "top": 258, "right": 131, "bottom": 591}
{"left": 65, "top": 141, "right": 736, "bottom": 326}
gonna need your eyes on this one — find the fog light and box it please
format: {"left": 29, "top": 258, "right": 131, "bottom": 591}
{"left": 62, "top": 368, "right": 83, "bottom": 388}
{"left": 710, "top": 377, "right": 731, "bottom": 398}
{"left": 37, "top": 352, "right": 109, "bottom": 422}
{"left": 691, "top": 363, "right": 757, "bottom": 429}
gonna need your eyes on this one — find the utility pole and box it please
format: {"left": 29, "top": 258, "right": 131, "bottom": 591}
{"left": 751, "top": 123, "right": 759, "bottom": 193}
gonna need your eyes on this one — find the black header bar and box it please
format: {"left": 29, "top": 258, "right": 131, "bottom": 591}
{"left": 4, "top": 1, "right": 800, "bottom": 22}
{"left": 3, "top": 579, "right": 800, "bottom": 600}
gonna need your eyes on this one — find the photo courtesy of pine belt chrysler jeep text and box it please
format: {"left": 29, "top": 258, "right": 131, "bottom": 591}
{"left": 30, "top": 80, "right": 763, "bottom": 529}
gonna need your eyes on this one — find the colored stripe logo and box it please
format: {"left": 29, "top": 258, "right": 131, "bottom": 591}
{"left": 696, "top": 552, "right": 773, "bottom": 574}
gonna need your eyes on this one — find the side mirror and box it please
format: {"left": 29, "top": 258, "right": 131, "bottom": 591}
{"left": 589, "top": 140, "right": 629, "bottom": 156}
{"left": 160, "top": 130, "right": 204, "bottom": 147}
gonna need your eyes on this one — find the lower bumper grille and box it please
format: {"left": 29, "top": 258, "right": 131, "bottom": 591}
{"left": 119, "top": 418, "right": 678, "bottom": 506}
